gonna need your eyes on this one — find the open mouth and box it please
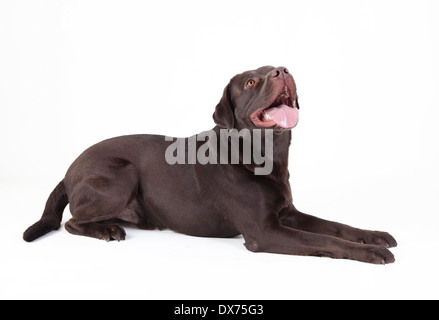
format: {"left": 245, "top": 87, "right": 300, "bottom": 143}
{"left": 250, "top": 88, "right": 299, "bottom": 129}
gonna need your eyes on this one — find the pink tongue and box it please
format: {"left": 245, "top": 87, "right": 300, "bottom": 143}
{"left": 265, "top": 104, "right": 299, "bottom": 128}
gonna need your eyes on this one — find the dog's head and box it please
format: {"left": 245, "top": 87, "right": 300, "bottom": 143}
{"left": 213, "top": 66, "right": 299, "bottom": 130}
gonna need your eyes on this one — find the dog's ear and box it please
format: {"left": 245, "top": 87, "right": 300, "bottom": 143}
{"left": 213, "top": 84, "right": 235, "bottom": 129}
{"left": 295, "top": 96, "right": 300, "bottom": 109}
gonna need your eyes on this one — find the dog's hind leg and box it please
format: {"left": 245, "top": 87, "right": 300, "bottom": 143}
{"left": 64, "top": 157, "right": 138, "bottom": 241}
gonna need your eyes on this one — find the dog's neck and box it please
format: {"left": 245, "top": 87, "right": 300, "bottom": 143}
{"left": 212, "top": 126, "right": 291, "bottom": 182}
{"left": 271, "top": 130, "right": 292, "bottom": 180}
{"left": 243, "top": 129, "right": 291, "bottom": 182}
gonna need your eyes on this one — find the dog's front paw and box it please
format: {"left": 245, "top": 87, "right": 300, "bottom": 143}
{"left": 359, "top": 245, "right": 395, "bottom": 265}
{"left": 357, "top": 230, "right": 397, "bottom": 248}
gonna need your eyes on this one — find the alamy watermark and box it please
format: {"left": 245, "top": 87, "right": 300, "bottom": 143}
{"left": 165, "top": 129, "right": 274, "bottom": 175}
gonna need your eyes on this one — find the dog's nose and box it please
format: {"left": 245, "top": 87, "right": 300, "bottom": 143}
{"left": 272, "top": 67, "right": 289, "bottom": 80}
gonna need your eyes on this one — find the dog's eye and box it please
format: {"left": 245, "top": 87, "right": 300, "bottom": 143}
{"left": 246, "top": 79, "right": 256, "bottom": 88}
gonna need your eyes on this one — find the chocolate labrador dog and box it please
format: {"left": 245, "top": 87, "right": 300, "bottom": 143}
{"left": 24, "top": 66, "right": 397, "bottom": 264}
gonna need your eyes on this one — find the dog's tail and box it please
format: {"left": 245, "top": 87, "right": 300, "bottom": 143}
{"left": 23, "top": 180, "right": 69, "bottom": 242}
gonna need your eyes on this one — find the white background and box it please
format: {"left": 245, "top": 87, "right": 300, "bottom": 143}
{"left": 1, "top": 0, "right": 438, "bottom": 299}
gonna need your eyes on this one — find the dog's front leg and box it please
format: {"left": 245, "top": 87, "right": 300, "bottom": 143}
{"left": 240, "top": 215, "right": 395, "bottom": 264}
{"left": 278, "top": 205, "right": 397, "bottom": 248}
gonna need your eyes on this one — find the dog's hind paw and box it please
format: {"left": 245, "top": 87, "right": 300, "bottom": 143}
{"left": 96, "top": 225, "right": 126, "bottom": 242}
